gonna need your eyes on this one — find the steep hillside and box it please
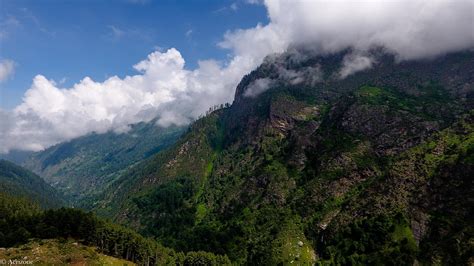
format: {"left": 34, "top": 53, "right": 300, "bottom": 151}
{"left": 23, "top": 120, "right": 185, "bottom": 204}
{"left": 93, "top": 49, "right": 474, "bottom": 264}
{"left": 0, "top": 192, "right": 231, "bottom": 265}
{"left": 0, "top": 160, "right": 64, "bottom": 209}
{"left": 92, "top": 110, "right": 223, "bottom": 218}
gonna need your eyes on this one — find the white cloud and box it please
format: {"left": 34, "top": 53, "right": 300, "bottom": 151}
{"left": 338, "top": 52, "right": 374, "bottom": 79}
{"left": 223, "top": 0, "right": 474, "bottom": 61}
{"left": 244, "top": 78, "right": 274, "bottom": 97}
{"left": 0, "top": 48, "right": 253, "bottom": 153}
{"left": 0, "top": 59, "right": 15, "bottom": 83}
{"left": 1, "top": 0, "right": 473, "bottom": 153}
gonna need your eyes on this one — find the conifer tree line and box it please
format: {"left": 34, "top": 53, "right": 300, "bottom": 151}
{"left": 0, "top": 193, "right": 231, "bottom": 265}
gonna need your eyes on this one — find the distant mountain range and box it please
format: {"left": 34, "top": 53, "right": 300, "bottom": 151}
{"left": 21, "top": 121, "right": 185, "bottom": 204}
{"left": 0, "top": 150, "right": 33, "bottom": 165}
{"left": 1, "top": 49, "right": 472, "bottom": 265}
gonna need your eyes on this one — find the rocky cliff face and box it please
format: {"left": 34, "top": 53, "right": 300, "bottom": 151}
{"left": 93, "top": 49, "right": 474, "bottom": 265}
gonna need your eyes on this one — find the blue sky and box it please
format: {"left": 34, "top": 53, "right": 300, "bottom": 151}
{"left": 0, "top": 0, "right": 268, "bottom": 109}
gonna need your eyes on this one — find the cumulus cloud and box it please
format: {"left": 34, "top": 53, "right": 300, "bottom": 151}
{"left": 0, "top": 49, "right": 254, "bottom": 153}
{"left": 2, "top": 0, "right": 473, "bottom": 153}
{"left": 0, "top": 59, "right": 15, "bottom": 83}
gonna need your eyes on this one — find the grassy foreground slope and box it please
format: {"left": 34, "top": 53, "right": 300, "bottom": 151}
{"left": 0, "top": 239, "right": 135, "bottom": 266}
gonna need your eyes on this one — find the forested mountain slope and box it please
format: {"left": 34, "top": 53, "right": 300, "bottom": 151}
{"left": 0, "top": 192, "right": 230, "bottom": 265}
{"left": 0, "top": 159, "right": 64, "bottom": 209}
{"left": 92, "top": 49, "right": 474, "bottom": 265}
{"left": 22, "top": 120, "right": 185, "bottom": 204}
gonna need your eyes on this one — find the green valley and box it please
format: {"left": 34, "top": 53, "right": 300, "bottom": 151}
{"left": 22, "top": 121, "right": 185, "bottom": 205}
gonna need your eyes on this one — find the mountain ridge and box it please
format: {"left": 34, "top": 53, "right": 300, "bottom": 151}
{"left": 86, "top": 49, "right": 473, "bottom": 264}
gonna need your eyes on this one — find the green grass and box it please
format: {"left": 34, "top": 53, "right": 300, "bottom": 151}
{"left": 356, "top": 86, "right": 384, "bottom": 98}
{"left": 0, "top": 239, "right": 135, "bottom": 266}
{"left": 355, "top": 84, "right": 458, "bottom": 121}
{"left": 194, "top": 153, "right": 216, "bottom": 201}
{"left": 392, "top": 223, "right": 416, "bottom": 246}
{"left": 271, "top": 219, "right": 316, "bottom": 265}
{"left": 195, "top": 203, "right": 208, "bottom": 224}
{"left": 399, "top": 116, "right": 474, "bottom": 177}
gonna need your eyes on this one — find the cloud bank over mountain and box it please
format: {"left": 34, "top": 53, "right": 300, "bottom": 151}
{"left": 0, "top": 49, "right": 254, "bottom": 152}
{"left": 223, "top": 0, "right": 474, "bottom": 60}
{"left": 1, "top": 0, "right": 473, "bottom": 153}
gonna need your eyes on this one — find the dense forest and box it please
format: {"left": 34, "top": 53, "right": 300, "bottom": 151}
{"left": 0, "top": 192, "right": 230, "bottom": 265}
